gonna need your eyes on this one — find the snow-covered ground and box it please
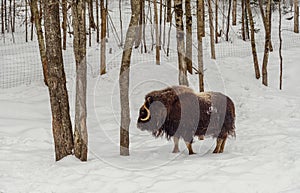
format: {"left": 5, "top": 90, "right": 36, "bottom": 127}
{"left": 1, "top": 1, "right": 300, "bottom": 193}
{"left": 1, "top": 45, "right": 300, "bottom": 192}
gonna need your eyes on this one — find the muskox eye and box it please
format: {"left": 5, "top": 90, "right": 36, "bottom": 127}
{"left": 140, "top": 110, "right": 146, "bottom": 118}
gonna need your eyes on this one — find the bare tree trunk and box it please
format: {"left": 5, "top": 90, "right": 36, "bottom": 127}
{"left": 88, "top": 0, "right": 95, "bottom": 29}
{"left": 174, "top": 0, "right": 188, "bottom": 86}
{"left": 208, "top": 0, "right": 215, "bottom": 59}
{"left": 105, "top": 1, "right": 109, "bottom": 38}
{"left": 246, "top": 0, "right": 260, "bottom": 79}
{"left": 8, "top": 0, "right": 10, "bottom": 32}
{"left": 162, "top": 0, "right": 167, "bottom": 50}
{"left": 232, "top": 0, "right": 237, "bottom": 25}
{"left": 226, "top": 0, "right": 232, "bottom": 41}
{"left": 262, "top": 0, "right": 271, "bottom": 86}
{"left": 30, "top": 12, "right": 33, "bottom": 41}
{"left": 134, "top": 0, "right": 143, "bottom": 50}
{"left": 166, "top": 7, "right": 172, "bottom": 56}
{"left": 167, "top": 0, "right": 171, "bottom": 22}
{"left": 142, "top": 0, "right": 147, "bottom": 53}
{"left": 1, "top": 0, "right": 4, "bottom": 34}
{"left": 295, "top": 0, "right": 299, "bottom": 33}
{"left": 222, "top": 0, "right": 225, "bottom": 32}
{"left": 154, "top": 0, "right": 160, "bottom": 65}
{"left": 88, "top": 6, "right": 91, "bottom": 47}
{"left": 44, "top": 0, "right": 74, "bottom": 161}
{"left": 245, "top": 3, "right": 250, "bottom": 40}
{"left": 72, "top": 0, "right": 88, "bottom": 161}
{"left": 197, "top": 0, "right": 204, "bottom": 92}
{"left": 4, "top": 0, "right": 7, "bottom": 31}
{"left": 119, "top": 0, "right": 123, "bottom": 46}
{"left": 159, "top": 0, "right": 162, "bottom": 49}
{"left": 199, "top": 0, "right": 205, "bottom": 37}
{"left": 202, "top": 0, "right": 205, "bottom": 37}
{"left": 12, "top": 0, "right": 15, "bottom": 32}
{"left": 62, "top": 0, "right": 67, "bottom": 50}
{"left": 241, "top": 0, "right": 245, "bottom": 40}
{"left": 215, "top": 0, "right": 219, "bottom": 43}
{"left": 185, "top": 0, "right": 192, "bottom": 73}
{"left": 119, "top": 0, "right": 141, "bottom": 156}
{"left": 279, "top": 1, "right": 283, "bottom": 89}
{"left": 30, "top": 0, "right": 48, "bottom": 86}
{"left": 96, "top": 0, "right": 99, "bottom": 43}
{"left": 259, "top": 0, "right": 273, "bottom": 51}
{"left": 100, "top": 0, "right": 106, "bottom": 75}
{"left": 25, "top": 0, "right": 28, "bottom": 42}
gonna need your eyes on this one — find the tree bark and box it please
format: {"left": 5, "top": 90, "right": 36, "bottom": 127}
{"left": 199, "top": 0, "right": 205, "bottom": 37}
{"left": 62, "top": 0, "right": 67, "bottom": 50}
{"left": 232, "top": 0, "right": 237, "bottom": 25}
{"left": 100, "top": 0, "right": 106, "bottom": 75}
{"left": 174, "top": 0, "right": 188, "bottom": 86}
{"left": 185, "top": 0, "right": 192, "bottom": 73}
{"left": 12, "top": 0, "right": 15, "bottom": 32}
{"left": 96, "top": 0, "right": 99, "bottom": 43}
{"left": 167, "top": 0, "right": 171, "bottom": 22}
{"left": 226, "top": 0, "right": 232, "bottom": 41}
{"left": 88, "top": 0, "right": 95, "bottom": 29}
{"left": 208, "top": 0, "right": 215, "bottom": 59}
{"left": 246, "top": 0, "right": 260, "bottom": 79}
{"left": 153, "top": 0, "right": 160, "bottom": 64}
{"left": 44, "top": 0, "right": 74, "bottom": 161}
{"left": 262, "top": 0, "right": 271, "bottom": 86}
{"left": 259, "top": 0, "right": 273, "bottom": 51}
{"left": 25, "top": 0, "right": 28, "bottom": 42}
{"left": 245, "top": 4, "right": 250, "bottom": 40}
{"left": 119, "top": 0, "right": 141, "bottom": 156}
{"left": 30, "top": 0, "right": 48, "bottom": 86}
{"left": 295, "top": 0, "right": 299, "bottom": 33}
{"left": 1, "top": 0, "right": 4, "bottom": 34}
{"left": 242, "top": 0, "right": 246, "bottom": 41}
{"left": 72, "top": 0, "right": 88, "bottom": 161}
{"left": 197, "top": 0, "right": 204, "bottom": 92}
{"left": 279, "top": 1, "right": 283, "bottom": 89}
{"left": 119, "top": 0, "right": 123, "bottom": 46}
{"left": 215, "top": 0, "right": 218, "bottom": 43}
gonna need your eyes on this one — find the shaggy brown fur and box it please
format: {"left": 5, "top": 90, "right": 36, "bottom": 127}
{"left": 137, "top": 85, "right": 236, "bottom": 155}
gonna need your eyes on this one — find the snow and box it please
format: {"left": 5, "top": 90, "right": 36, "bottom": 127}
{"left": 1, "top": 45, "right": 300, "bottom": 192}
{"left": 1, "top": 2, "right": 300, "bottom": 193}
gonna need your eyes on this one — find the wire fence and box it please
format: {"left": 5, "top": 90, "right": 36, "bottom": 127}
{"left": 1, "top": 1, "right": 300, "bottom": 89}
{"left": 1, "top": 27, "right": 299, "bottom": 89}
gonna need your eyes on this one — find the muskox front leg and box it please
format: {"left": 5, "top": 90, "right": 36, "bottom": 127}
{"left": 172, "top": 137, "right": 180, "bottom": 153}
{"left": 185, "top": 141, "right": 195, "bottom": 155}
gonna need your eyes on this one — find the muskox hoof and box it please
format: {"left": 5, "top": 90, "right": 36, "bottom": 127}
{"left": 189, "top": 151, "right": 196, "bottom": 155}
{"left": 172, "top": 148, "right": 180, "bottom": 153}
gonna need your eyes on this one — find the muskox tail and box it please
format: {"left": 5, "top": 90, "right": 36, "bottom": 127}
{"left": 226, "top": 97, "right": 236, "bottom": 138}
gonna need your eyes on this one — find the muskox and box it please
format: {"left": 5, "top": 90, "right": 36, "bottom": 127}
{"left": 137, "top": 86, "right": 236, "bottom": 155}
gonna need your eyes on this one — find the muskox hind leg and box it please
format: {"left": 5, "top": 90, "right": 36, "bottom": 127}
{"left": 213, "top": 135, "right": 227, "bottom": 153}
{"left": 219, "top": 137, "right": 227, "bottom": 153}
{"left": 172, "top": 137, "right": 180, "bottom": 153}
{"left": 185, "top": 141, "right": 195, "bottom": 155}
{"left": 213, "top": 138, "right": 223, "bottom": 153}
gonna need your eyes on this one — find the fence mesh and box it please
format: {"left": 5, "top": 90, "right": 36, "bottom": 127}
{"left": 1, "top": 1, "right": 300, "bottom": 89}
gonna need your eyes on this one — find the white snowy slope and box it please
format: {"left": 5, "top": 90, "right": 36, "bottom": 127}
{"left": 0, "top": 44, "right": 300, "bottom": 193}
{"left": 1, "top": 0, "right": 300, "bottom": 191}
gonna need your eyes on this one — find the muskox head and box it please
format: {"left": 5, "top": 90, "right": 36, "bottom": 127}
{"left": 137, "top": 94, "right": 168, "bottom": 137}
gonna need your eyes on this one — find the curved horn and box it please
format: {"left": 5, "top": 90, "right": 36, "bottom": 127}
{"left": 140, "top": 104, "right": 150, "bottom": 121}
